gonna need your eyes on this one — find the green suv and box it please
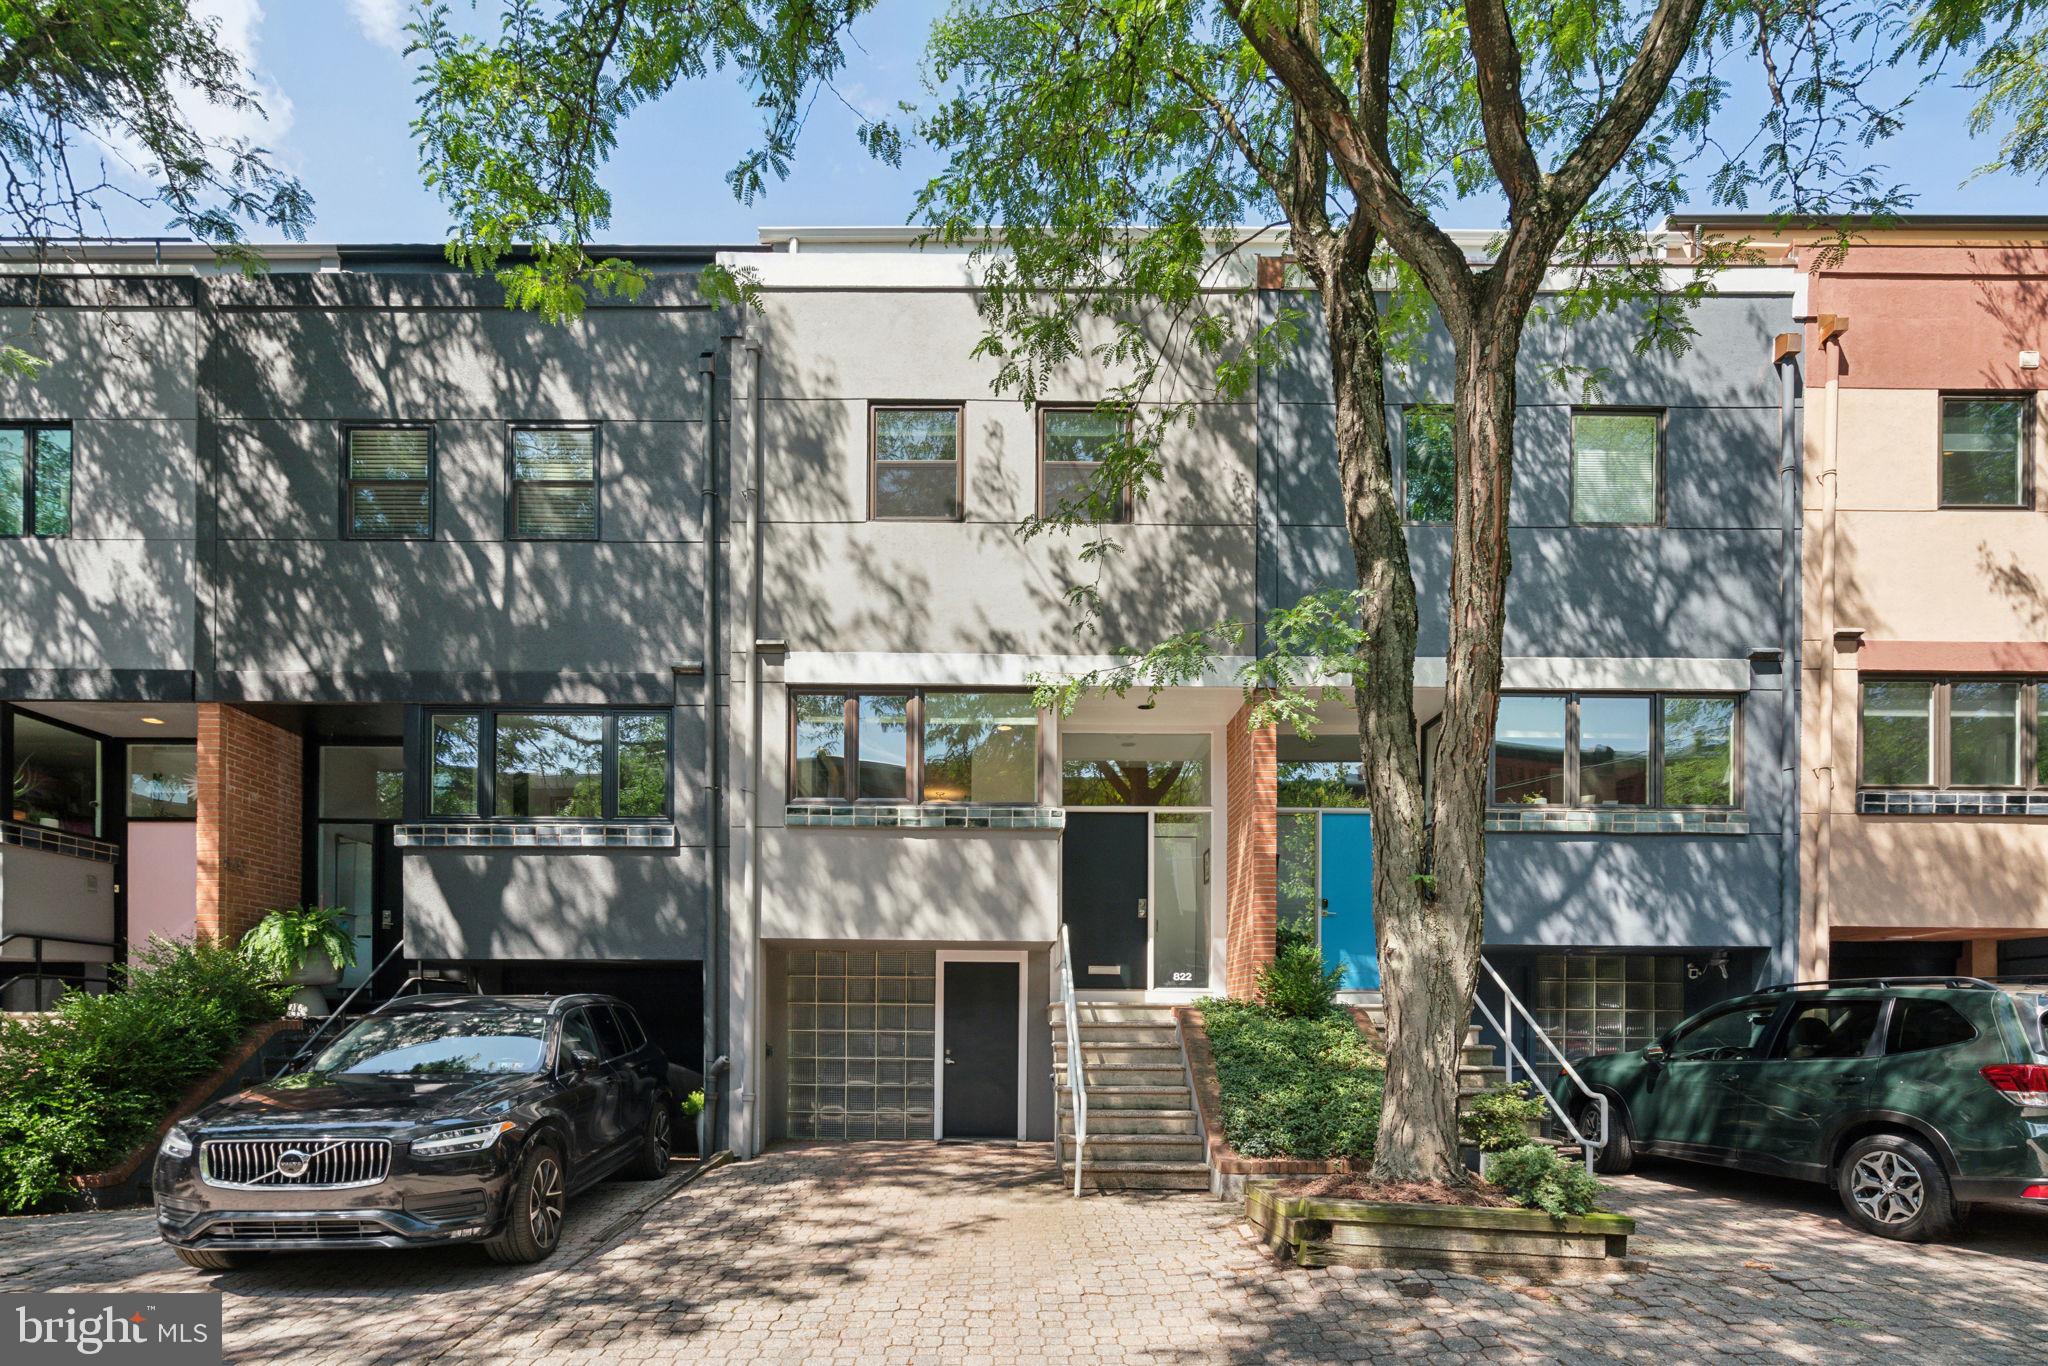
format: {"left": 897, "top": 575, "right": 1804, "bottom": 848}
{"left": 1555, "top": 978, "right": 2048, "bottom": 1241}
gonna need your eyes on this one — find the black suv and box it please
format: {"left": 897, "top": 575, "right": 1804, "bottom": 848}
{"left": 1559, "top": 978, "right": 2048, "bottom": 1241}
{"left": 153, "top": 994, "right": 675, "bottom": 1270}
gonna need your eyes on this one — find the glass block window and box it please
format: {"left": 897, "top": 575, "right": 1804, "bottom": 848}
{"left": 510, "top": 427, "right": 598, "bottom": 539}
{"left": 1939, "top": 395, "right": 2027, "bottom": 508}
{"left": 785, "top": 948, "right": 937, "bottom": 1141}
{"left": 1569, "top": 411, "right": 1661, "bottom": 525}
{"left": 345, "top": 427, "right": 432, "bottom": 538}
{"left": 1530, "top": 954, "right": 1686, "bottom": 1082}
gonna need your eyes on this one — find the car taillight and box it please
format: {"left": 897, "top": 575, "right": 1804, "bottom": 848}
{"left": 2021, "top": 1186, "right": 2048, "bottom": 1201}
{"left": 1980, "top": 1064, "right": 2048, "bottom": 1106}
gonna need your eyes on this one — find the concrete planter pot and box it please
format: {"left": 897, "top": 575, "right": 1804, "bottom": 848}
{"left": 1246, "top": 1181, "right": 1635, "bottom": 1280}
{"left": 285, "top": 948, "right": 340, "bottom": 1016}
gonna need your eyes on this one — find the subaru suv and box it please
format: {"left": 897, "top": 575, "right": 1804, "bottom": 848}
{"left": 1556, "top": 978, "right": 2048, "bottom": 1241}
{"left": 154, "top": 994, "right": 675, "bottom": 1270}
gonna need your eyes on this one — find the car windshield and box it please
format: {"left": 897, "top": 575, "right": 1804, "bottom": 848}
{"left": 310, "top": 1011, "right": 550, "bottom": 1077}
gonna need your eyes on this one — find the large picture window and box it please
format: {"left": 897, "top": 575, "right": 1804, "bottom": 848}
{"left": 788, "top": 691, "right": 1039, "bottom": 804}
{"left": 0, "top": 423, "right": 72, "bottom": 537}
{"left": 1491, "top": 692, "right": 1739, "bottom": 809}
{"left": 1858, "top": 678, "right": 2048, "bottom": 789}
{"left": 423, "top": 709, "right": 671, "bottom": 819}
{"left": 1939, "top": 395, "right": 2028, "bottom": 508}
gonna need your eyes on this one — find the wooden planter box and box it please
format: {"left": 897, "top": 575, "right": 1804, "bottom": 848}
{"left": 1246, "top": 1181, "right": 1635, "bottom": 1279}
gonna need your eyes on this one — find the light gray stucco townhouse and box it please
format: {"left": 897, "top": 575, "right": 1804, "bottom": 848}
{"left": 0, "top": 229, "right": 1803, "bottom": 1177}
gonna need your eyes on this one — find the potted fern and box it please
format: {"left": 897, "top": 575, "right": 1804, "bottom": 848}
{"left": 241, "top": 906, "right": 357, "bottom": 1016}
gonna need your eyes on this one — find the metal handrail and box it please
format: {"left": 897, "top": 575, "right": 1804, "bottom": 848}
{"left": 1055, "top": 923, "right": 1088, "bottom": 1198}
{"left": 1476, "top": 955, "right": 1608, "bottom": 1177}
{"left": 0, "top": 931, "right": 120, "bottom": 1002}
{"left": 280, "top": 941, "right": 411, "bottom": 1071}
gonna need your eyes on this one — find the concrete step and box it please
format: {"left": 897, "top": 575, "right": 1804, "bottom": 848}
{"left": 1059, "top": 1109, "right": 1199, "bottom": 1136}
{"left": 1060, "top": 1133, "right": 1206, "bottom": 1163}
{"left": 1044, "top": 1003, "right": 1180, "bottom": 1026}
{"left": 1056, "top": 1084, "right": 1192, "bottom": 1110}
{"left": 1059, "top": 1063, "right": 1186, "bottom": 1088}
{"left": 1062, "top": 1160, "right": 1211, "bottom": 1192}
{"left": 1049, "top": 1022, "right": 1182, "bottom": 1046}
{"left": 1053, "top": 1041, "right": 1183, "bottom": 1067}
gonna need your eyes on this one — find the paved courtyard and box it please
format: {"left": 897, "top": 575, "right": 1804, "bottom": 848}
{"left": 1, "top": 1143, "right": 2043, "bottom": 1363}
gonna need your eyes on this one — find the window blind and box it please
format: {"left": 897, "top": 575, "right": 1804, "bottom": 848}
{"left": 1570, "top": 413, "right": 1659, "bottom": 525}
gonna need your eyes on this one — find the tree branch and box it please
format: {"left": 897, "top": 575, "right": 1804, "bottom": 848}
{"left": 1549, "top": 0, "right": 1714, "bottom": 213}
{"left": 1462, "top": 0, "right": 1542, "bottom": 207}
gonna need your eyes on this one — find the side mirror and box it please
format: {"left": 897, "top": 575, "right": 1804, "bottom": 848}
{"left": 563, "top": 1048, "right": 601, "bottom": 1077}
{"left": 1643, "top": 1044, "right": 1669, "bottom": 1066}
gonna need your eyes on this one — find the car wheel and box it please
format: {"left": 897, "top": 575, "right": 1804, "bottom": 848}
{"left": 1580, "top": 1098, "right": 1634, "bottom": 1175}
{"left": 484, "top": 1140, "right": 568, "bottom": 1265}
{"left": 1836, "top": 1133, "right": 1956, "bottom": 1242}
{"left": 623, "top": 1094, "right": 676, "bottom": 1180}
{"left": 172, "top": 1247, "right": 257, "bottom": 1272}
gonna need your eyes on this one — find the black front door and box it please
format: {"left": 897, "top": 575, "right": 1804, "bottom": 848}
{"left": 942, "top": 961, "right": 1020, "bottom": 1139}
{"left": 1062, "top": 811, "right": 1149, "bottom": 989}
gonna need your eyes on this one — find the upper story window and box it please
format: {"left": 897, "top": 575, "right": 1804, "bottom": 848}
{"left": 1939, "top": 395, "right": 2029, "bottom": 508}
{"left": 509, "top": 426, "right": 598, "bottom": 540}
{"left": 1569, "top": 411, "right": 1662, "bottom": 526}
{"left": 870, "top": 406, "right": 962, "bottom": 520}
{"left": 425, "top": 708, "right": 670, "bottom": 820}
{"left": 1039, "top": 406, "right": 1129, "bottom": 522}
{"left": 1859, "top": 677, "right": 2046, "bottom": 789}
{"left": 1403, "top": 404, "right": 1454, "bottom": 524}
{"left": 790, "top": 690, "right": 1039, "bottom": 804}
{"left": 345, "top": 426, "right": 433, "bottom": 539}
{"left": 1492, "top": 692, "right": 1739, "bottom": 809}
{"left": 0, "top": 423, "right": 72, "bottom": 537}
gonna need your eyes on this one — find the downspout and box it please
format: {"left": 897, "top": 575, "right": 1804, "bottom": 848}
{"left": 698, "top": 347, "right": 725, "bottom": 1148}
{"left": 746, "top": 341, "right": 767, "bottom": 1156}
{"left": 1773, "top": 333, "right": 1803, "bottom": 987}
{"left": 1811, "top": 314, "right": 1848, "bottom": 980}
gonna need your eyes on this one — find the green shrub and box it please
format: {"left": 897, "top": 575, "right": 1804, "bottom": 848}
{"left": 1274, "top": 915, "right": 1316, "bottom": 955}
{"left": 0, "top": 937, "right": 287, "bottom": 1212}
{"left": 240, "top": 905, "right": 356, "bottom": 978}
{"left": 1485, "top": 1142, "right": 1603, "bottom": 1217}
{"left": 1460, "top": 1080, "right": 1548, "bottom": 1154}
{"left": 1201, "top": 997, "right": 1382, "bottom": 1161}
{"left": 1255, "top": 939, "right": 1343, "bottom": 1018}
{"left": 681, "top": 1089, "right": 706, "bottom": 1119}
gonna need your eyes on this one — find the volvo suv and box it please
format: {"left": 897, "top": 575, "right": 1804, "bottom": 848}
{"left": 154, "top": 994, "right": 675, "bottom": 1270}
{"left": 1557, "top": 978, "right": 2048, "bottom": 1241}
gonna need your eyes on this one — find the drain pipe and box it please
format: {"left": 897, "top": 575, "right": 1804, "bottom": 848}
{"left": 698, "top": 347, "right": 724, "bottom": 1150}
{"left": 1772, "top": 332, "right": 1803, "bottom": 987}
{"left": 739, "top": 339, "right": 766, "bottom": 1157}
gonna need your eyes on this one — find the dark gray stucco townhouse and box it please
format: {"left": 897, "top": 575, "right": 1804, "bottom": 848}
{"left": 0, "top": 231, "right": 1801, "bottom": 1171}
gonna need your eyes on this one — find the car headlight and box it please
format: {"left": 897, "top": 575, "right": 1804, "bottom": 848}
{"left": 160, "top": 1124, "right": 194, "bottom": 1159}
{"left": 410, "top": 1121, "right": 517, "bottom": 1157}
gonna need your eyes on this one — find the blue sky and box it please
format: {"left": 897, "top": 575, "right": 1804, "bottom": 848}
{"left": 101, "top": 1, "right": 2048, "bottom": 248}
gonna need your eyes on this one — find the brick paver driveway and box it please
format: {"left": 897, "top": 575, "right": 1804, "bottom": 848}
{"left": 2, "top": 1144, "right": 2043, "bottom": 1363}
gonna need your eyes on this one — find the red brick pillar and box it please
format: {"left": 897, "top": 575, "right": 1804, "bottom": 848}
{"left": 195, "top": 704, "right": 303, "bottom": 944}
{"left": 1224, "top": 701, "right": 1278, "bottom": 998}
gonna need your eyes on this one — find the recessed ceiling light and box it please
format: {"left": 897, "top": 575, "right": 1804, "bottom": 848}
{"left": 140, "top": 716, "right": 166, "bottom": 726}
{"left": 995, "top": 724, "right": 1013, "bottom": 732}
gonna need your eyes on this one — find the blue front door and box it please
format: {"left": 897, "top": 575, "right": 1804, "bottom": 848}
{"left": 1318, "top": 812, "right": 1378, "bottom": 989}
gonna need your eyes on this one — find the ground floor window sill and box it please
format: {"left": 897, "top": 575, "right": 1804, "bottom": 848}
{"left": 784, "top": 803, "right": 1065, "bottom": 830}
{"left": 1857, "top": 790, "right": 2048, "bottom": 817}
{"left": 394, "top": 822, "right": 678, "bottom": 849}
{"left": 1484, "top": 807, "right": 1749, "bottom": 836}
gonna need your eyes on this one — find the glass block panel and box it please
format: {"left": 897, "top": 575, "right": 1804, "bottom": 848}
{"left": 785, "top": 946, "right": 937, "bottom": 1141}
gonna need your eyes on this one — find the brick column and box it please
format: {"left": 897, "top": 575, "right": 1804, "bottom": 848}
{"left": 1223, "top": 701, "right": 1278, "bottom": 998}
{"left": 195, "top": 704, "right": 303, "bottom": 944}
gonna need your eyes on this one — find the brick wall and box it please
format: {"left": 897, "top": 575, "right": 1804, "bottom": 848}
{"left": 1223, "top": 701, "right": 1278, "bottom": 998}
{"left": 195, "top": 704, "right": 303, "bottom": 944}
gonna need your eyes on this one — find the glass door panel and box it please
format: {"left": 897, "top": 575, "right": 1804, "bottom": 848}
{"left": 1152, "top": 813, "right": 1210, "bottom": 989}
{"left": 318, "top": 822, "right": 376, "bottom": 991}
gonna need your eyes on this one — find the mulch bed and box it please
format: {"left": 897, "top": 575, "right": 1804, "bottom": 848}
{"left": 1279, "top": 1174, "right": 1519, "bottom": 1208}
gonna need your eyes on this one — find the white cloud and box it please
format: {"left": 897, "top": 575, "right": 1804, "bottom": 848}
{"left": 185, "top": 0, "right": 294, "bottom": 153}
{"left": 346, "top": 0, "right": 409, "bottom": 54}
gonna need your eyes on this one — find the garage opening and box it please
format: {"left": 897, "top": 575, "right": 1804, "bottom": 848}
{"left": 497, "top": 961, "right": 706, "bottom": 1086}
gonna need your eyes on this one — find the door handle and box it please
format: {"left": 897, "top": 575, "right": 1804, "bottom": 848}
{"left": 1320, "top": 898, "right": 1333, "bottom": 918}
{"left": 1136, "top": 899, "right": 1148, "bottom": 920}
{"left": 1834, "top": 1074, "right": 1866, "bottom": 1086}
{"left": 944, "top": 1049, "right": 956, "bottom": 1066}
{"left": 1715, "top": 1072, "right": 1741, "bottom": 1084}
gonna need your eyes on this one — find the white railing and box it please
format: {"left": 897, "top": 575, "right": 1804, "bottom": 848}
{"left": 1055, "top": 923, "right": 1089, "bottom": 1198}
{"left": 1473, "top": 956, "right": 1608, "bottom": 1176}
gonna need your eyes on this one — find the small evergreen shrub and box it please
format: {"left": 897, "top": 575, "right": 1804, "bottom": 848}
{"left": 1485, "top": 1142, "right": 1603, "bottom": 1217}
{"left": 1255, "top": 939, "right": 1343, "bottom": 1018}
{"left": 682, "top": 1090, "right": 706, "bottom": 1118}
{"left": 1460, "top": 1081, "right": 1548, "bottom": 1153}
{"left": 1201, "top": 997, "right": 1383, "bottom": 1161}
{"left": 0, "top": 937, "right": 287, "bottom": 1211}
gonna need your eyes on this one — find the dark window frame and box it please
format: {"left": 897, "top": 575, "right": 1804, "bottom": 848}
{"left": 0, "top": 421, "right": 74, "bottom": 539}
{"left": 1399, "top": 402, "right": 1455, "bottom": 526}
{"left": 786, "top": 687, "right": 1042, "bottom": 806}
{"left": 418, "top": 705, "right": 674, "bottom": 822}
{"left": 1036, "top": 403, "right": 1132, "bottom": 523}
{"left": 505, "top": 422, "right": 602, "bottom": 541}
{"left": 1567, "top": 407, "right": 1668, "bottom": 528}
{"left": 1936, "top": 391, "right": 2034, "bottom": 511}
{"left": 868, "top": 402, "right": 966, "bottom": 522}
{"left": 1856, "top": 675, "right": 2042, "bottom": 791}
{"left": 341, "top": 423, "right": 436, "bottom": 541}
{"left": 1488, "top": 690, "right": 1744, "bottom": 811}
